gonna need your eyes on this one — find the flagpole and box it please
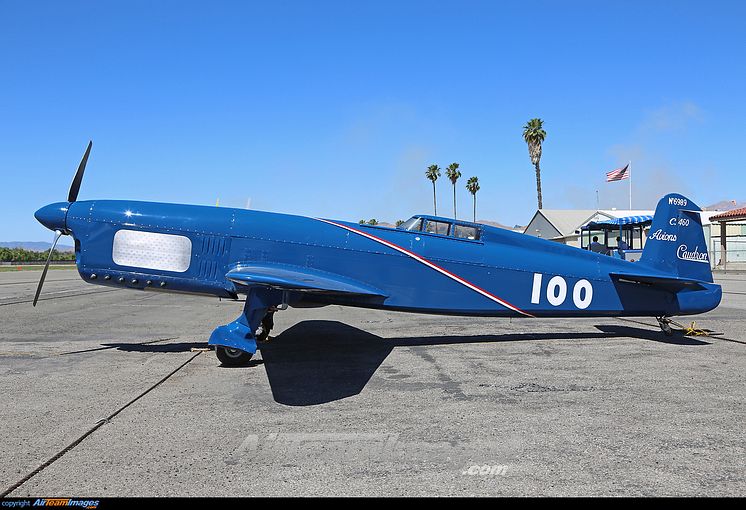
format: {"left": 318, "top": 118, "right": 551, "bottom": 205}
{"left": 628, "top": 160, "right": 632, "bottom": 210}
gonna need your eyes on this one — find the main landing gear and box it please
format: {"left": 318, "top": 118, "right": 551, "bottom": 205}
{"left": 210, "top": 288, "right": 282, "bottom": 367}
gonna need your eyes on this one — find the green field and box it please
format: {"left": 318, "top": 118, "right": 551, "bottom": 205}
{"left": 0, "top": 265, "right": 76, "bottom": 272}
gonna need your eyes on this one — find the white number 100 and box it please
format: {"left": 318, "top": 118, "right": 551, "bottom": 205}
{"left": 531, "top": 273, "right": 593, "bottom": 309}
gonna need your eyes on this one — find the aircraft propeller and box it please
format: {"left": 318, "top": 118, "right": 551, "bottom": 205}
{"left": 33, "top": 141, "right": 92, "bottom": 306}
{"left": 32, "top": 230, "right": 64, "bottom": 307}
{"left": 68, "top": 140, "right": 92, "bottom": 203}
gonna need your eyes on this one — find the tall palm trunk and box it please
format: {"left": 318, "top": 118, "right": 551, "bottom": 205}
{"left": 523, "top": 119, "right": 546, "bottom": 211}
{"left": 452, "top": 184, "right": 457, "bottom": 219}
{"left": 432, "top": 182, "right": 437, "bottom": 215}
{"left": 473, "top": 195, "right": 476, "bottom": 222}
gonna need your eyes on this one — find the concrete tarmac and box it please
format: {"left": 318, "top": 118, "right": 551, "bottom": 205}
{"left": 1, "top": 269, "right": 744, "bottom": 496}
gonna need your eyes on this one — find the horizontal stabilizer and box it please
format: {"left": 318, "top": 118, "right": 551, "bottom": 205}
{"left": 610, "top": 272, "right": 707, "bottom": 291}
{"left": 226, "top": 263, "right": 387, "bottom": 296}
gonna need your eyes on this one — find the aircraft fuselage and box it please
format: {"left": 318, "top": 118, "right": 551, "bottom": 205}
{"left": 47, "top": 199, "right": 720, "bottom": 319}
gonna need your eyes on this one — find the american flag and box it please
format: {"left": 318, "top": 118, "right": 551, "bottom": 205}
{"left": 606, "top": 163, "right": 630, "bottom": 182}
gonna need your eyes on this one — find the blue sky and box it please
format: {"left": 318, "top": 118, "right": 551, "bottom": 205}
{"left": 1, "top": 0, "right": 745, "bottom": 242}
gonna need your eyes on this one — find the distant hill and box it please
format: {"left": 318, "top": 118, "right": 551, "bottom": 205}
{"left": 703, "top": 200, "right": 746, "bottom": 211}
{"left": 0, "top": 241, "right": 75, "bottom": 252}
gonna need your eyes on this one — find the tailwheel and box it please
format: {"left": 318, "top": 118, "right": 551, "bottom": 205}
{"left": 216, "top": 346, "right": 254, "bottom": 367}
{"left": 656, "top": 316, "right": 674, "bottom": 336}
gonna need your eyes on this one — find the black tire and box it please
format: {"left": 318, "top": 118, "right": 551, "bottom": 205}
{"left": 216, "top": 346, "right": 254, "bottom": 367}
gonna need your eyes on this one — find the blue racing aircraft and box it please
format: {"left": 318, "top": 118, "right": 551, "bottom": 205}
{"left": 34, "top": 142, "right": 721, "bottom": 365}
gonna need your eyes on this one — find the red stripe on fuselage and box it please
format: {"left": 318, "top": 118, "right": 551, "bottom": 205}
{"left": 316, "top": 218, "right": 534, "bottom": 318}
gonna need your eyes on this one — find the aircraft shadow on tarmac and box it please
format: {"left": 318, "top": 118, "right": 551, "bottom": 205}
{"left": 257, "top": 319, "right": 710, "bottom": 406}
{"left": 592, "top": 324, "right": 711, "bottom": 346}
{"left": 77, "top": 320, "right": 707, "bottom": 406}
{"left": 101, "top": 341, "right": 209, "bottom": 353}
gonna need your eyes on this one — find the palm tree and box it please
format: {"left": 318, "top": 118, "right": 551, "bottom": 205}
{"left": 466, "top": 176, "right": 480, "bottom": 222}
{"left": 445, "top": 162, "right": 461, "bottom": 219}
{"left": 425, "top": 164, "right": 441, "bottom": 215}
{"left": 522, "top": 118, "right": 546, "bottom": 209}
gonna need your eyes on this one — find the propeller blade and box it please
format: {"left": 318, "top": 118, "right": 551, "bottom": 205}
{"left": 67, "top": 140, "right": 92, "bottom": 203}
{"left": 33, "top": 231, "right": 63, "bottom": 307}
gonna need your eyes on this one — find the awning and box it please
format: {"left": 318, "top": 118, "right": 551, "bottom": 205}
{"left": 582, "top": 215, "right": 653, "bottom": 229}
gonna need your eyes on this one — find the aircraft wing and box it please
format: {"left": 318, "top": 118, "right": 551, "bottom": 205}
{"left": 226, "top": 263, "right": 387, "bottom": 296}
{"left": 609, "top": 272, "right": 708, "bottom": 291}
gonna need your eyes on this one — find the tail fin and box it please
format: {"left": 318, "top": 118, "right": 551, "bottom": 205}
{"left": 640, "top": 193, "right": 713, "bottom": 283}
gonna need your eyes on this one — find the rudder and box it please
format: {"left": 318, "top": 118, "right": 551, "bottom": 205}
{"left": 640, "top": 193, "right": 713, "bottom": 283}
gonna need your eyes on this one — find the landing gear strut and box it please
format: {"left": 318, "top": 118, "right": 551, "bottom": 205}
{"left": 255, "top": 311, "right": 275, "bottom": 343}
{"left": 656, "top": 316, "right": 674, "bottom": 336}
{"left": 209, "top": 288, "right": 280, "bottom": 367}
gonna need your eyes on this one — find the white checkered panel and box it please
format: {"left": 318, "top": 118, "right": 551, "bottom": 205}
{"left": 112, "top": 230, "right": 192, "bottom": 273}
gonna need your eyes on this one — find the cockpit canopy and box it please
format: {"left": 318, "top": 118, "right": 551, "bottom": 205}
{"left": 398, "top": 216, "right": 481, "bottom": 241}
